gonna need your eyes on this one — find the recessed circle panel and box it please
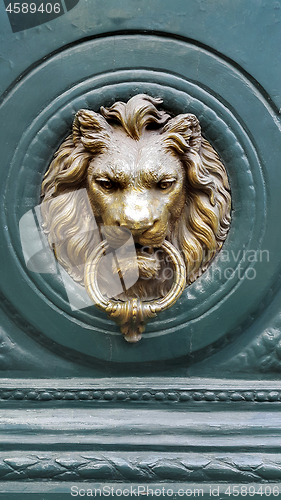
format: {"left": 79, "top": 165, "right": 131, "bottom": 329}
{"left": 0, "top": 34, "right": 278, "bottom": 365}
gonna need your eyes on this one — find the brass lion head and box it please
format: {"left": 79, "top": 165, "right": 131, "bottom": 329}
{"left": 41, "top": 95, "right": 231, "bottom": 342}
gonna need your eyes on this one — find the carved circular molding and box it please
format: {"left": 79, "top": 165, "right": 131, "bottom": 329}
{"left": 0, "top": 34, "right": 279, "bottom": 366}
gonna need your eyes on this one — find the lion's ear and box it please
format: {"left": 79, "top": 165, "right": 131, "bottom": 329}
{"left": 161, "top": 114, "right": 201, "bottom": 152}
{"left": 72, "top": 109, "right": 112, "bottom": 151}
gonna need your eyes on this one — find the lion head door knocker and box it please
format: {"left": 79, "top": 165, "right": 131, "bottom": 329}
{"left": 41, "top": 95, "right": 231, "bottom": 342}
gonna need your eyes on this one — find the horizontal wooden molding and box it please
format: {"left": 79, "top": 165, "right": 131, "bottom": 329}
{"left": 0, "top": 378, "right": 281, "bottom": 404}
{"left": 1, "top": 452, "right": 281, "bottom": 482}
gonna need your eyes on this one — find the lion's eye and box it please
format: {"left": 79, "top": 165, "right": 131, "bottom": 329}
{"left": 97, "top": 179, "right": 115, "bottom": 190}
{"left": 157, "top": 180, "right": 175, "bottom": 190}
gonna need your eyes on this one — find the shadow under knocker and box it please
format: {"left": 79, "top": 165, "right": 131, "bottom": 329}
{"left": 41, "top": 94, "right": 231, "bottom": 342}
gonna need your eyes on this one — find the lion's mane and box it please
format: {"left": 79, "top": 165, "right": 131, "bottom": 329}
{"left": 41, "top": 94, "right": 231, "bottom": 298}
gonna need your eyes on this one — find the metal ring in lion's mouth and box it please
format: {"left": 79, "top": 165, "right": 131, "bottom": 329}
{"left": 84, "top": 240, "right": 186, "bottom": 342}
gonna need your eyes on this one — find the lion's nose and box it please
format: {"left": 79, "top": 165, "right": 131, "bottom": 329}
{"left": 119, "top": 204, "right": 154, "bottom": 234}
{"left": 121, "top": 219, "right": 154, "bottom": 234}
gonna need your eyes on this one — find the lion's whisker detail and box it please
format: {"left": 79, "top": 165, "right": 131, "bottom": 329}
{"left": 41, "top": 94, "right": 231, "bottom": 342}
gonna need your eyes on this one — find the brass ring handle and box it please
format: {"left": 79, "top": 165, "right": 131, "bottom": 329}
{"left": 84, "top": 240, "right": 186, "bottom": 342}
